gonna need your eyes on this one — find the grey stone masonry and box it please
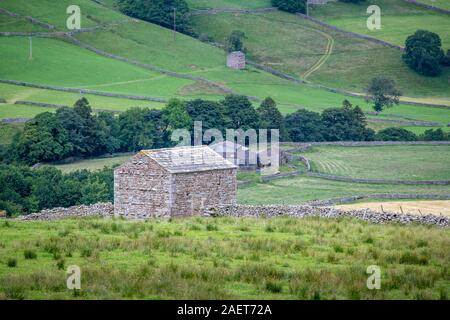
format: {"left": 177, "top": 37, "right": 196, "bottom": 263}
{"left": 114, "top": 146, "right": 237, "bottom": 219}
{"left": 227, "top": 51, "right": 246, "bottom": 69}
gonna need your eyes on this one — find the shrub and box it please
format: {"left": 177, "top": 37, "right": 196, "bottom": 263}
{"left": 375, "top": 128, "right": 417, "bottom": 141}
{"left": 6, "top": 258, "right": 17, "bottom": 268}
{"left": 24, "top": 250, "right": 37, "bottom": 260}
{"left": 272, "top": 0, "right": 306, "bottom": 14}
{"left": 403, "top": 30, "right": 444, "bottom": 76}
{"left": 265, "top": 281, "right": 283, "bottom": 293}
{"left": 206, "top": 224, "right": 218, "bottom": 231}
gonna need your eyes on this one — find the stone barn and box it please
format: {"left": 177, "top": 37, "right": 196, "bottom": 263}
{"left": 226, "top": 51, "right": 246, "bottom": 69}
{"left": 114, "top": 146, "right": 237, "bottom": 219}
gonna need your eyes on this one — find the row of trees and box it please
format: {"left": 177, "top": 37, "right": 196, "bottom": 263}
{"left": 0, "top": 165, "right": 113, "bottom": 217}
{"left": 118, "top": 0, "right": 194, "bottom": 35}
{"left": 271, "top": 0, "right": 306, "bottom": 14}
{"left": 3, "top": 95, "right": 447, "bottom": 166}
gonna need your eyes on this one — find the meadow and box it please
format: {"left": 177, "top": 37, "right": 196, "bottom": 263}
{"left": 0, "top": 216, "right": 448, "bottom": 300}
{"left": 237, "top": 175, "right": 450, "bottom": 205}
{"left": 303, "top": 145, "right": 450, "bottom": 181}
{"left": 311, "top": 0, "right": 450, "bottom": 48}
{"left": 187, "top": 0, "right": 271, "bottom": 9}
{"left": 416, "top": 0, "right": 450, "bottom": 10}
{"left": 191, "top": 10, "right": 450, "bottom": 98}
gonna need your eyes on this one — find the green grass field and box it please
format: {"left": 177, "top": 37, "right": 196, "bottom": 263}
{"left": 0, "top": 217, "right": 448, "bottom": 299}
{"left": 416, "top": 0, "right": 450, "bottom": 10}
{"left": 191, "top": 11, "right": 450, "bottom": 98}
{"left": 0, "top": 0, "right": 127, "bottom": 30}
{"left": 187, "top": 0, "right": 271, "bottom": 9}
{"left": 0, "top": 0, "right": 448, "bottom": 134}
{"left": 311, "top": 0, "right": 450, "bottom": 48}
{"left": 238, "top": 175, "right": 450, "bottom": 205}
{"left": 49, "top": 154, "right": 132, "bottom": 173}
{"left": 304, "top": 145, "right": 450, "bottom": 181}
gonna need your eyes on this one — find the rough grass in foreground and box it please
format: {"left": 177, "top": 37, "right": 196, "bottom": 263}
{"left": 0, "top": 217, "right": 448, "bottom": 300}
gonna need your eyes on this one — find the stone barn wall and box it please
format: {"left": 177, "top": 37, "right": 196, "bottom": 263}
{"left": 227, "top": 51, "right": 246, "bottom": 69}
{"left": 114, "top": 153, "right": 172, "bottom": 219}
{"left": 171, "top": 168, "right": 237, "bottom": 216}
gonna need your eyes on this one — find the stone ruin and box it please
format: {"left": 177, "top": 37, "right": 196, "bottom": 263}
{"left": 226, "top": 51, "right": 246, "bottom": 70}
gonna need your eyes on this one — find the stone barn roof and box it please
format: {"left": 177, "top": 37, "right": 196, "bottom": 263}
{"left": 139, "top": 146, "right": 237, "bottom": 174}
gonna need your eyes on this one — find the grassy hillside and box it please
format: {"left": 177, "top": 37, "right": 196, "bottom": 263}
{"left": 304, "top": 145, "right": 450, "bottom": 181}
{"left": 0, "top": 37, "right": 190, "bottom": 98}
{"left": 0, "top": 0, "right": 448, "bottom": 135}
{"left": 416, "top": 0, "right": 450, "bottom": 10}
{"left": 191, "top": 10, "right": 450, "bottom": 98}
{"left": 0, "top": 217, "right": 448, "bottom": 299}
{"left": 238, "top": 175, "right": 450, "bottom": 205}
{"left": 187, "top": 0, "right": 271, "bottom": 9}
{"left": 311, "top": 0, "right": 450, "bottom": 48}
{"left": 0, "top": 83, "right": 166, "bottom": 112}
{"left": 0, "top": 0, "right": 127, "bottom": 29}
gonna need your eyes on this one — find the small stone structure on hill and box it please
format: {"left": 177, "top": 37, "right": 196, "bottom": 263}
{"left": 226, "top": 51, "right": 246, "bottom": 69}
{"left": 114, "top": 146, "right": 237, "bottom": 219}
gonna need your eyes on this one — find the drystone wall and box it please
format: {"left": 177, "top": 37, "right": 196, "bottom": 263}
{"left": 305, "top": 194, "right": 450, "bottom": 206}
{"left": 404, "top": 0, "right": 450, "bottom": 15}
{"left": 209, "top": 205, "right": 449, "bottom": 227}
{"left": 16, "top": 203, "right": 114, "bottom": 221}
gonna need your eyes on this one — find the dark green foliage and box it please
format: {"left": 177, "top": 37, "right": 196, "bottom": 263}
{"left": 285, "top": 101, "right": 374, "bottom": 142}
{"left": 0, "top": 164, "right": 114, "bottom": 216}
{"left": 402, "top": 30, "right": 444, "bottom": 76}
{"left": 321, "top": 100, "right": 375, "bottom": 141}
{"left": 185, "top": 99, "right": 228, "bottom": 134}
{"left": 272, "top": 0, "right": 306, "bottom": 14}
{"left": 10, "top": 112, "right": 73, "bottom": 165}
{"left": 226, "top": 30, "right": 246, "bottom": 52}
{"left": 339, "top": 0, "right": 366, "bottom": 3}
{"left": 375, "top": 128, "right": 417, "bottom": 141}
{"left": 6, "top": 258, "right": 17, "bottom": 268}
{"left": 221, "top": 95, "right": 259, "bottom": 131}
{"left": 441, "top": 49, "right": 450, "bottom": 67}
{"left": 24, "top": 250, "right": 37, "bottom": 260}
{"left": 118, "top": 107, "right": 168, "bottom": 151}
{"left": 118, "top": 0, "right": 194, "bottom": 35}
{"left": 419, "top": 128, "right": 449, "bottom": 141}
{"left": 365, "top": 76, "right": 401, "bottom": 113}
{"left": 257, "top": 97, "right": 286, "bottom": 140}
{"left": 285, "top": 109, "right": 325, "bottom": 142}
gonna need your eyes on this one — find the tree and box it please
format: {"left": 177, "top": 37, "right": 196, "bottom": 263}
{"left": 226, "top": 30, "right": 246, "bottom": 52}
{"left": 12, "top": 112, "right": 73, "bottom": 164}
{"left": 272, "top": 0, "right": 306, "bottom": 14}
{"left": 185, "top": 99, "right": 229, "bottom": 143}
{"left": 257, "top": 97, "right": 286, "bottom": 139}
{"left": 365, "top": 76, "right": 401, "bottom": 113}
{"left": 402, "top": 30, "right": 444, "bottom": 76}
{"left": 441, "top": 49, "right": 450, "bottom": 67}
{"left": 375, "top": 127, "right": 417, "bottom": 141}
{"left": 95, "top": 112, "right": 121, "bottom": 155}
{"left": 162, "top": 99, "right": 191, "bottom": 131}
{"left": 284, "top": 109, "right": 325, "bottom": 142}
{"left": 118, "top": 0, "right": 194, "bottom": 35}
{"left": 221, "top": 95, "right": 259, "bottom": 130}
{"left": 117, "top": 108, "right": 157, "bottom": 151}
{"left": 339, "top": 0, "right": 366, "bottom": 3}
{"left": 321, "top": 100, "right": 374, "bottom": 141}
{"left": 420, "top": 128, "right": 449, "bottom": 141}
